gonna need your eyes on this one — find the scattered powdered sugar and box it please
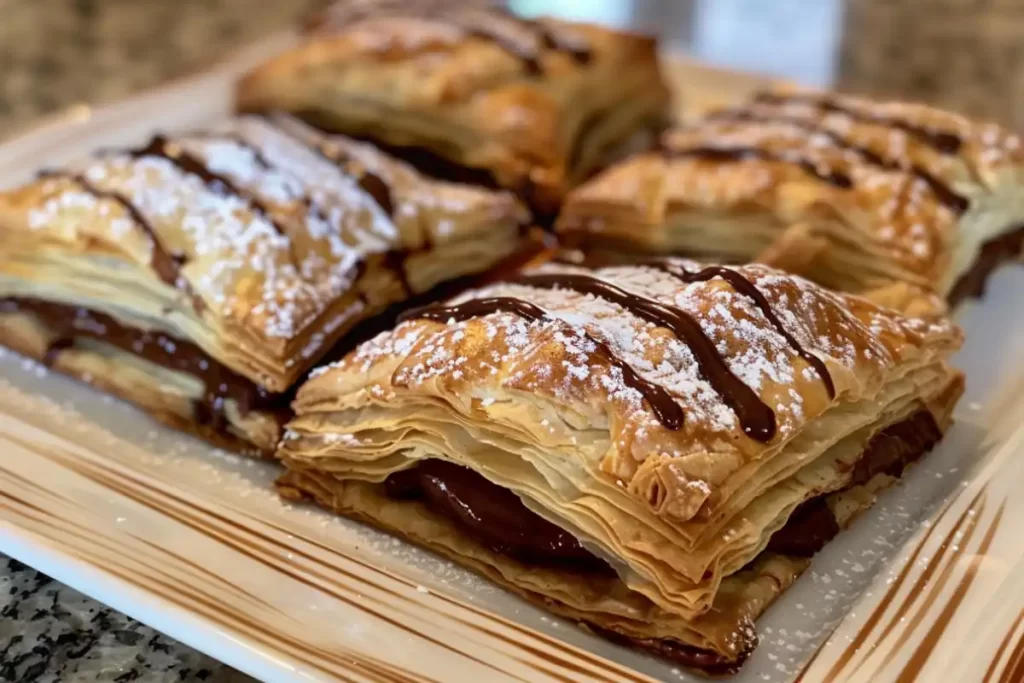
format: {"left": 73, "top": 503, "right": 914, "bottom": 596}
{"left": 668, "top": 117, "right": 957, "bottom": 265}
{"left": 28, "top": 189, "right": 106, "bottom": 231}
{"left": 327, "top": 262, "right": 942, "bottom": 448}
{"left": 56, "top": 117, "right": 422, "bottom": 343}
{"left": 323, "top": 432, "right": 364, "bottom": 446}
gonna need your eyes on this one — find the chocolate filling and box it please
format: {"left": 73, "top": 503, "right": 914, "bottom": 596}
{"left": 381, "top": 408, "right": 940, "bottom": 672}
{"left": 0, "top": 238, "right": 549, "bottom": 440}
{"left": 0, "top": 298, "right": 291, "bottom": 428}
{"left": 948, "top": 224, "right": 1024, "bottom": 306}
{"left": 385, "top": 459, "right": 612, "bottom": 573}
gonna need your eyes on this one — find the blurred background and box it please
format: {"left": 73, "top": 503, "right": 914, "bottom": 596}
{"left": 1, "top": 0, "right": 1023, "bottom": 141}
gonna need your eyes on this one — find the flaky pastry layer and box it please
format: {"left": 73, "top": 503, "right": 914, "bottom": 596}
{"left": 236, "top": 1, "right": 672, "bottom": 212}
{"left": 277, "top": 260, "right": 963, "bottom": 666}
{"left": 557, "top": 86, "right": 1024, "bottom": 302}
{"left": 0, "top": 115, "right": 529, "bottom": 394}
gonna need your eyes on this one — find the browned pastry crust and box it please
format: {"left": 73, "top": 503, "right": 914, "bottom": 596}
{"left": 0, "top": 114, "right": 530, "bottom": 452}
{"left": 277, "top": 259, "right": 963, "bottom": 672}
{"left": 236, "top": 0, "right": 673, "bottom": 213}
{"left": 557, "top": 85, "right": 1024, "bottom": 304}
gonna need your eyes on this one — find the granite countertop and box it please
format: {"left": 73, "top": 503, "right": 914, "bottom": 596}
{"left": 0, "top": 557, "right": 251, "bottom": 682}
{"left": 1, "top": 0, "right": 1019, "bottom": 681}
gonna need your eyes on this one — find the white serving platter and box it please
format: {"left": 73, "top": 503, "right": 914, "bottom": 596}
{"left": 1, "top": 34, "right": 1023, "bottom": 683}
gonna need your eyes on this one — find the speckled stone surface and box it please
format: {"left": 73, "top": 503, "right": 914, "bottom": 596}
{"left": 0, "top": 557, "right": 254, "bottom": 682}
{"left": 839, "top": 0, "right": 1024, "bottom": 127}
{"left": 0, "top": 0, "right": 331, "bottom": 139}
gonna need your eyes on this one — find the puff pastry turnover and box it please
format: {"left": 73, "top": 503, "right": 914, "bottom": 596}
{"left": 557, "top": 86, "right": 1024, "bottom": 303}
{"left": 236, "top": 0, "right": 672, "bottom": 214}
{"left": 276, "top": 260, "right": 963, "bottom": 673}
{"left": 0, "top": 114, "right": 530, "bottom": 454}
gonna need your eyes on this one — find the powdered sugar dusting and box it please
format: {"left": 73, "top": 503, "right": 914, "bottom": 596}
{"left": 313, "top": 261, "right": 955, "bottom": 450}
{"left": 664, "top": 119, "right": 956, "bottom": 272}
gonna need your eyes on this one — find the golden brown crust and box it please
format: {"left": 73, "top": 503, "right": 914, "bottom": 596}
{"left": 557, "top": 87, "right": 1024, "bottom": 301}
{"left": 276, "top": 259, "right": 964, "bottom": 668}
{"left": 236, "top": 1, "right": 672, "bottom": 212}
{"left": 0, "top": 114, "right": 529, "bottom": 393}
{"left": 279, "top": 260, "right": 962, "bottom": 630}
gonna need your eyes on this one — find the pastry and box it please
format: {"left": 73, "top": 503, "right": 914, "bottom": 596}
{"left": 557, "top": 86, "right": 1024, "bottom": 303}
{"left": 276, "top": 259, "right": 963, "bottom": 673}
{"left": 0, "top": 114, "right": 530, "bottom": 455}
{"left": 236, "top": 0, "right": 673, "bottom": 215}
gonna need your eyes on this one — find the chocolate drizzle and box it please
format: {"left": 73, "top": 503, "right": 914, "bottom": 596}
{"left": 314, "top": 2, "right": 592, "bottom": 75}
{"left": 298, "top": 139, "right": 396, "bottom": 219}
{"left": 38, "top": 171, "right": 189, "bottom": 291}
{"left": 515, "top": 272, "right": 776, "bottom": 440}
{"left": 384, "top": 250, "right": 413, "bottom": 297}
{"left": 753, "top": 92, "right": 964, "bottom": 155}
{"left": 399, "top": 295, "right": 685, "bottom": 430}
{"left": 128, "top": 135, "right": 291, "bottom": 236}
{"left": 706, "top": 109, "right": 969, "bottom": 214}
{"left": 664, "top": 145, "right": 853, "bottom": 189}
{"left": 356, "top": 171, "right": 395, "bottom": 217}
{"left": 650, "top": 262, "right": 836, "bottom": 399}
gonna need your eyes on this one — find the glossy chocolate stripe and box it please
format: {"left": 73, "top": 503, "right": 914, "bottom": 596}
{"left": 38, "top": 171, "right": 187, "bottom": 290}
{"left": 5, "top": 297, "right": 288, "bottom": 415}
{"left": 894, "top": 501, "right": 1006, "bottom": 682}
{"left": 400, "top": 295, "right": 685, "bottom": 431}
{"left": 318, "top": 3, "right": 591, "bottom": 75}
{"left": 129, "top": 134, "right": 291, "bottom": 236}
{"left": 278, "top": 121, "right": 397, "bottom": 220}
{"left": 754, "top": 92, "right": 964, "bottom": 154}
{"left": 838, "top": 487, "right": 988, "bottom": 681}
{"left": 491, "top": 5, "right": 592, "bottom": 65}
{"left": 219, "top": 132, "right": 275, "bottom": 170}
{"left": 705, "top": 109, "right": 969, "bottom": 214}
{"left": 982, "top": 609, "right": 1024, "bottom": 683}
{"left": 515, "top": 272, "right": 776, "bottom": 440}
{"left": 821, "top": 486, "right": 986, "bottom": 682}
{"left": 663, "top": 144, "right": 853, "bottom": 189}
{"left": 29, "top": 442, "right": 606, "bottom": 682}
{"left": 201, "top": 127, "right": 384, "bottom": 257}
{"left": 650, "top": 262, "right": 836, "bottom": 399}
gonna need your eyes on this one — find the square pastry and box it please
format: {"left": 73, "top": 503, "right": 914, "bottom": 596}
{"left": 277, "top": 260, "right": 963, "bottom": 674}
{"left": 0, "top": 114, "right": 529, "bottom": 455}
{"left": 557, "top": 86, "right": 1024, "bottom": 303}
{"left": 236, "top": 0, "right": 672, "bottom": 215}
